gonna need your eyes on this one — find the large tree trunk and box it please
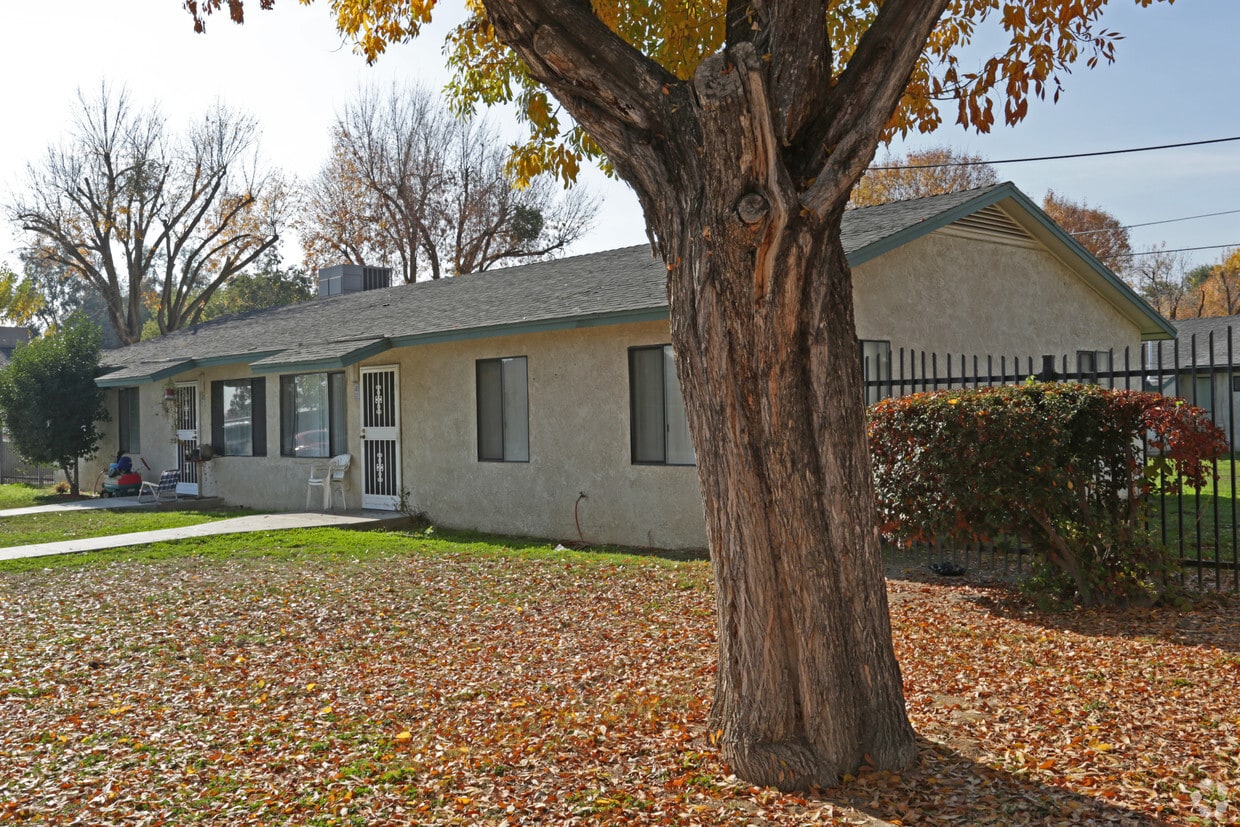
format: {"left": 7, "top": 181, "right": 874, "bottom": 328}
{"left": 673, "top": 239, "right": 915, "bottom": 787}
{"left": 661, "top": 70, "right": 915, "bottom": 788}
{"left": 479, "top": 0, "right": 947, "bottom": 791}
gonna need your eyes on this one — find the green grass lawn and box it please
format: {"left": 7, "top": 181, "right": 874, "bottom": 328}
{"left": 1149, "top": 457, "right": 1240, "bottom": 574}
{"left": 0, "top": 483, "right": 78, "bottom": 510}
{"left": 0, "top": 508, "right": 240, "bottom": 549}
{"left": 0, "top": 526, "right": 1236, "bottom": 825}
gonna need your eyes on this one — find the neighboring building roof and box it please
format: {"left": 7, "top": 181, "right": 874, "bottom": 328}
{"left": 97, "top": 182, "right": 1173, "bottom": 386}
{"left": 0, "top": 326, "right": 31, "bottom": 368}
{"left": 1146, "top": 315, "right": 1240, "bottom": 370}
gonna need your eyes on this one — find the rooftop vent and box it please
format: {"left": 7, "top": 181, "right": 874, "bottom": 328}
{"left": 317, "top": 265, "right": 392, "bottom": 298}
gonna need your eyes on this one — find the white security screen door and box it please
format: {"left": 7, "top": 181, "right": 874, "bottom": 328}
{"left": 360, "top": 366, "right": 401, "bottom": 510}
{"left": 175, "top": 383, "right": 200, "bottom": 496}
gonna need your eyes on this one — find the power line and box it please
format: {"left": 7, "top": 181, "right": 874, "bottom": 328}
{"left": 1112, "top": 243, "right": 1240, "bottom": 258}
{"left": 872, "top": 136, "right": 1240, "bottom": 170}
{"left": 1072, "top": 208, "right": 1240, "bottom": 236}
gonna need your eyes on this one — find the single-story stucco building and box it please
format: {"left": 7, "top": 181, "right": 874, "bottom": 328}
{"left": 1145, "top": 314, "right": 1240, "bottom": 444}
{"left": 94, "top": 183, "right": 1172, "bottom": 549}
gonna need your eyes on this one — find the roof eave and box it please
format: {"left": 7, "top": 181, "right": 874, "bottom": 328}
{"left": 387, "top": 306, "right": 670, "bottom": 350}
{"left": 996, "top": 187, "right": 1176, "bottom": 341}
{"left": 249, "top": 339, "right": 393, "bottom": 375}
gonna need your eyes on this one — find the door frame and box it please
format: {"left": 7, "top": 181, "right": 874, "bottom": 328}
{"left": 359, "top": 365, "right": 402, "bottom": 510}
{"left": 174, "top": 382, "right": 200, "bottom": 496}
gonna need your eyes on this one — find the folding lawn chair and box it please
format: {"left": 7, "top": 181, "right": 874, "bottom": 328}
{"left": 137, "top": 469, "right": 180, "bottom": 504}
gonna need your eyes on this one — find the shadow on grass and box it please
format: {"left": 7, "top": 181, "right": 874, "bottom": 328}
{"left": 815, "top": 736, "right": 1175, "bottom": 825}
{"left": 386, "top": 525, "right": 712, "bottom": 563}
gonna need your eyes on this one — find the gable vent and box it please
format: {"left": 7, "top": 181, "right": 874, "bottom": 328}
{"left": 946, "top": 204, "right": 1036, "bottom": 246}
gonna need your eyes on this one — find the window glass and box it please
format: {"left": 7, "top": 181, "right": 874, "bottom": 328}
{"left": 477, "top": 360, "right": 504, "bottom": 461}
{"left": 629, "top": 345, "right": 695, "bottom": 466}
{"left": 663, "top": 347, "right": 694, "bottom": 465}
{"left": 221, "top": 381, "right": 253, "bottom": 456}
{"left": 118, "top": 387, "right": 141, "bottom": 454}
{"left": 1076, "top": 350, "right": 1112, "bottom": 385}
{"left": 280, "top": 372, "right": 345, "bottom": 457}
{"left": 630, "top": 347, "right": 665, "bottom": 463}
{"left": 477, "top": 356, "right": 529, "bottom": 462}
{"left": 211, "top": 378, "right": 266, "bottom": 457}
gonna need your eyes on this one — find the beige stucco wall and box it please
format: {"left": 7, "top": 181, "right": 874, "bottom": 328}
{"left": 101, "top": 367, "right": 346, "bottom": 510}
{"left": 358, "top": 320, "right": 707, "bottom": 549}
{"left": 102, "top": 321, "right": 708, "bottom": 549}
{"left": 97, "top": 383, "right": 164, "bottom": 482}
{"left": 852, "top": 229, "right": 1142, "bottom": 364}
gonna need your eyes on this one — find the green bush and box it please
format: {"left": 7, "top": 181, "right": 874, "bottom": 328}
{"left": 868, "top": 382, "right": 1227, "bottom": 606}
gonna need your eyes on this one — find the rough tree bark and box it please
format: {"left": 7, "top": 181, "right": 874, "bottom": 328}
{"left": 479, "top": 0, "right": 950, "bottom": 789}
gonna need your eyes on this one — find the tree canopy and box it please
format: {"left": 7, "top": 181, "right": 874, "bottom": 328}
{"left": 0, "top": 316, "right": 108, "bottom": 495}
{"left": 1042, "top": 190, "right": 1134, "bottom": 274}
{"left": 188, "top": 0, "right": 1154, "bottom": 185}
{"left": 849, "top": 146, "right": 998, "bottom": 208}
{"left": 9, "top": 85, "right": 290, "bottom": 345}
{"left": 299, "top": 84, "right": 596, "bottom": 282}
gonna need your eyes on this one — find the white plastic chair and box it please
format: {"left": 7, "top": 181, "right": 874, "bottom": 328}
{"left": 306, "top": 453, "right": 351, "bottom": 511}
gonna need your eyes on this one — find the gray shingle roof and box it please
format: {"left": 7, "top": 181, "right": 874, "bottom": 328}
{"left": 95, "top": 183, "right": 1092, "bottom": 383}
{"left": 1146, "top": 315, "right": 1240, "bottom": 370}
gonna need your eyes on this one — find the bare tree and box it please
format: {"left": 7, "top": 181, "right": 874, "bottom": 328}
{"left": 9, "top": 85, "right": 287, "bottom": 344}
{"left": 1130, "top": 244, "right": 1199, "bottom": 320}
{"left": 300, "top": 84, "right": 596, "bottom": 281}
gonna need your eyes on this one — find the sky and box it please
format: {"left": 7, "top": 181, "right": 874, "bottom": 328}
{"left": 0, "top": 0, "right": 1236, "bottom": 276}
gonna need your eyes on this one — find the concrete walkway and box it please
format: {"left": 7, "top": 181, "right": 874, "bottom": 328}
{"left": 0, "top": 497, "right": 150, "bottom": 517}
{"left": 0, "top": 507, "right": 412, "bottom": 562}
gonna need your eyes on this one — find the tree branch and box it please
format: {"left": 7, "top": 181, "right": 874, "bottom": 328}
{"left": 801, "top": 0, "right": 951, "bottom": 217}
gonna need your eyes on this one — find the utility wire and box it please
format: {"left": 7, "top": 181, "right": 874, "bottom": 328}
{"left": 871, "top": 136, "right": 1240, "bottom": 170}
{"left": 1112, "top": 243, "right": 1240, "bottom": 258}
{"left": 1072, "top": 208, "right": 1240, "bottom": 236}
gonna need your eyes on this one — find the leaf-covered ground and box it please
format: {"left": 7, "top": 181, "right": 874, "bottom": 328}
{"left": 0, "top": 529, "right": 1236, "bottom": 825}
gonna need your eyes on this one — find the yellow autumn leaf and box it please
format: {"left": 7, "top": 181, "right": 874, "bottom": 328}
{"left": 319, "top": 705, "right": 333, "bottom": 715}
{"left": 394, "top": 731, "right": 413, "bottom": 741}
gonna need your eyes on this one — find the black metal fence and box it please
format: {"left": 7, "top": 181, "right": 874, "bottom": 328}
{"left": 864, "top": 331, "right": 1240, "bottom": 593}
{"left": 0, "top": 428, "right": 52, "bottom": 486}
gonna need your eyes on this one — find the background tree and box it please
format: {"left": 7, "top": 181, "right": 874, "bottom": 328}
{"left": 0, "top": 316, "right": 108, "bottom": 495}
{"left": 9, "top": 86, "right": 289, "bottom": 345}
{"left": 1042, "top": 190, "right": 1134, "bottom": 274}
{"left": 200, "top": 250, "right": 313, "bottom": 321}
{"left": 300, "top": 84, "right": 596, "bottom": 282}
{"left": 0, "top": 246, "right": 137, "bottom": 348}
{"left": 1131, "top": 244, "right": 1201, "bottom": 320}
{"left": 191, "top": 0, "right": 1172, "bottom": 790}
{"left": 0, "top": 264, "right": 44, "bottom": 330}
{"left": 1193, "top": 248, "right": 1240, "bottom": 317}
{"left": 849, "top": 146, "right": 998, "bottom": 207}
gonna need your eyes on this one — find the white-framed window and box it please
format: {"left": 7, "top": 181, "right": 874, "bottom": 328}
{"left": 211, "top": 378, "right": 266, "bottom": 457}
{"left": 476, "top": 356, "right": 529, "bottom": 462}
{"left": 280, "top": 372, "right": 346, "bottom": 458}
{"left": 629, "top": 344, "right": 695, "bottom": 466}
{"left": 117, "top": 387, "right": 141, "bottom": 454}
